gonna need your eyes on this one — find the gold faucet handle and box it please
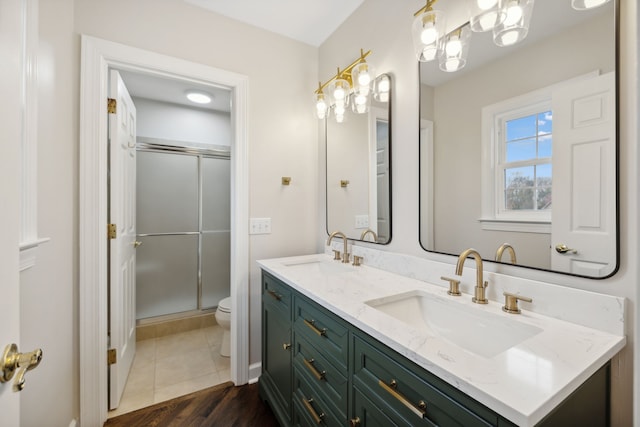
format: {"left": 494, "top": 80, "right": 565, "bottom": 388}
{"left": 332, "top": 249, "right": 341, "bottom": 260}
{"left": 352, "top": 255, "right": 363, "bottom": 266}
{"left": 440, "top": 276, "right": 461, "bottom": 296}
{"left": 502, "top": 292, "right": 533, "bottom": 314}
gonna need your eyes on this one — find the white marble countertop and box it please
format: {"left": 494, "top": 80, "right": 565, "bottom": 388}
{"left": 257, "top": 253, "right": 626, "bottom": 427}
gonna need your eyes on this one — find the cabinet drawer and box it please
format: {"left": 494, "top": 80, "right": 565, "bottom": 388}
{"left": 263, "top": 271, "right": 292, "bottom": 311}
{"left": 293, "top": 369, "right": 344, "bottom": 427}
{"left": 294, "top": 296, "right": 349, "bottom": 370}
{"left": 294, "top": 333, "right": 348, "bottom": 417}
{"left": 353, "top": 336, "right": 495, "bottom": 427}
{"left": 352, "top": 384, "right": 436, "bottom": 427}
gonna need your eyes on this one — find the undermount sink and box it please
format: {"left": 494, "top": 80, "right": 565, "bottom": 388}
{"left": 365, "top": 290, "right": 543, "bottom": 358}
{"left": 280, "top": 255, "right": 351, "bottom": 273}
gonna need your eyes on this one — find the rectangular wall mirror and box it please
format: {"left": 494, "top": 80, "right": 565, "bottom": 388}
{"left": 419, "top": 1, "right": 618, "bottom": 278}
{"left": 327, "top": 73, "right": 392, "bottom": 244}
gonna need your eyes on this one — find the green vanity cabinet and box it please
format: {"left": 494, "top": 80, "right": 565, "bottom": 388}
{"left": 259, "top": 271, "right": 611, "bottom": 427}
{"left": 260, "top": 272, "right": 294, "bottom": 426}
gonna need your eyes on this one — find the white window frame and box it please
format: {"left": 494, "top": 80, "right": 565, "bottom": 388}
{"left": 480, "top": 86, "right": 555, "bottom": 233}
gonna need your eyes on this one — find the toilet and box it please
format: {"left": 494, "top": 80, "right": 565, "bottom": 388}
{"left": 215, "top": 297, "right": 231, "bottom": 357}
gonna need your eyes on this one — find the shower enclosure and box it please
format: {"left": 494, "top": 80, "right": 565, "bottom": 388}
{"left": 135, "top": 140, "right": 230, "bottom": 320}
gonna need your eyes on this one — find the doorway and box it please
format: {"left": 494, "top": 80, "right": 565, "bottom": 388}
{"left": 79, "top": 35, "right": 250, "bottom": 427}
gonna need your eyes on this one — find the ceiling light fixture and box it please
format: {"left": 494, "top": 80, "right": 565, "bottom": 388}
{"left": 314, "top": 49, "right": 385, "bottom": 123}
{"left": 185, "top": 90, "right": 212, "bottom": 104}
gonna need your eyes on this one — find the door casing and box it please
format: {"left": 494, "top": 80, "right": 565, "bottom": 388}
{"left": 79, "top": 35, "right": 249, "bottom": 427}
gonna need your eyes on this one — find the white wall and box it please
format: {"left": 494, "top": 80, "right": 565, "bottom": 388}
{"left": 319, "top": 0, "right": 637, "bottom": 425}
{"left": 133, "top": 97, "right": 232, "bottom": 146}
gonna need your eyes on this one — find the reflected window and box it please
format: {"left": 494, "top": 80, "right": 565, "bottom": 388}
{"left": 502, "top": 110, "right": 553, "bottom": 213}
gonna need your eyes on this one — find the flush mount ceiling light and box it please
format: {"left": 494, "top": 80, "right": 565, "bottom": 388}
{"left": 314, "top": 49, "right": 386, "bottom": 123}
{"left": 185, "top": 90, "right": 212, "bottom": 104}
{"left": 571, "top": 0, "right": 611, "bottom": 10}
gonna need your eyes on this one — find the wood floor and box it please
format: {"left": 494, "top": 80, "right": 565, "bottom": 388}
{"left": 104, "top": 381, "right": 279, "bottom": 427}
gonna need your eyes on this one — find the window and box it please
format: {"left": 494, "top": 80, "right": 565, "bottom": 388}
{"left": 480, "top": 92, "right": 553, "bottom": 233}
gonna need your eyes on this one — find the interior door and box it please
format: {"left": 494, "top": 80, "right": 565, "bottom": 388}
{"left": 551, "top": 72, "right": 616, "bottom": 277}
{"left": 108, "top": 70, "right": 137, "bottom": 409}
{"left": 0, "top": 0, "right": 25, "bottom": 422}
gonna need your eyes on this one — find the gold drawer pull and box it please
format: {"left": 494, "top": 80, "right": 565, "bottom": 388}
{"left": 303, "top": 319, "right": 327, "bottom": 337}
{"left": 303, "top": 358, "right": 326, "bottom": 381}
{"left": 266, "top": 289, "right": 282, "bottom": 301}
{"left": 301, "top": 396, "right": 325, "bottom": 424}
{"left": 378, "top": 379, "right": 427, "bottom": 419}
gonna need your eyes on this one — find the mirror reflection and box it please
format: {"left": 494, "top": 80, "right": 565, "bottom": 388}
{"left": 419, "top": 1, "right": 617, "bottom": 278}
{"left": 327, "top": 74, "right": 392, "bottom": 244}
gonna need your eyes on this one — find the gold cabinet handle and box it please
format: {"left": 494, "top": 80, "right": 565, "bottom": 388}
{"left": 555, "top": 244, "right": 577, "bottom": 254}
{"left": 266, "top": 289, "right": 282, "bottom": 301}
{"left": 301, "top": 396, "right": 325, "bottom": 425}
{"left": 0, "top": 344, "right": 43, "bottom": 392}
{"left": 350, "top": 417, "right": 361, "bottom": 427}
{"left": 283, "top": 343, "right": 291, "bottom": 351}
{"left": 378, "top": 379, "right": 427, "bottom": 419}
{"left": 303, "top": 358, "right": 326, "bottom": 381}
{"left": 303, "top": 319, "right": 327, "bottom": 337}
{"left": 133, "top": 240, "right": 142, "bottom": 248}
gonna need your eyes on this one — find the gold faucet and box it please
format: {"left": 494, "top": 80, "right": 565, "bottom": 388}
{"left": 360, "top": 228, "right": 378, "bottom": 242}
{"left": 455, "top": 248, "right": 488, "bottom": 304}
{"left": 495, "top": 243, "right": 517, "bottom": 264}
{"left": 327, "top": 231, "right": 350, "bottom": 263}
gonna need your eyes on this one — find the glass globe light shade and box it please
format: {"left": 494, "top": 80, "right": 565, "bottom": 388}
{"left": 469, "top": 0, "right": 506, "bottom": 32}
{"left": 412, "top": 9, "right": 446, "bottom": 62}
{"left": 493, "top": 0, "right": 534, "bottom": 47}
{"left": 571, "top": 0, "right": 611, "bottom": 10}
{"left": 314, "top": 93, "right": 327, "bottom": 120}
{"left": 439, "top": 25, "right": 471, "bottom": 73}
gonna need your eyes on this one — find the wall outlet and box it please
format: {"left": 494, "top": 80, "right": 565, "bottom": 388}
{"left": 250, "top": 217, "right": 272, "bottom": 234}
{"left": 355, "top": 215, "right": 369, "bottom": 229}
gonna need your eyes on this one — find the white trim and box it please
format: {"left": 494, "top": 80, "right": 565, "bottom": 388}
{"left": 478, "top": 218, "right": 551, "bottom": 233}
{"left": 19, "top": 0, "right": 48, "bottom": 271}
{"left": 79, "top": 35, "right": 249, "bottom": 427}
{"left": 248, "top": 362, "right": 262, "bottom": 384}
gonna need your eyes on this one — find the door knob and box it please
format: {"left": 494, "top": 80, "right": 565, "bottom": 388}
{"left": 133, "top": 240, "right": 142, "bottom": 248}
{"left": 1, "top": 344, "right": 43, "bottom": 391}
{"left": 555, "top": 244, "right": 577, "bottom": 254}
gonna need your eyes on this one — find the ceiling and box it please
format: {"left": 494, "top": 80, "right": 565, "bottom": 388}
{"left": 183, "top": 0, "right": 364, "bottom": 47}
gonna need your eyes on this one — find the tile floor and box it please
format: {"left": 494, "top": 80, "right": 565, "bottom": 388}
{"left": 107, "top": 325, "right": 231, "bottom": 418}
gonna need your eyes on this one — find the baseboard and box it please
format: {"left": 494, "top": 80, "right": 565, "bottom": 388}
{"left": 248, "top": 362, "right": 262, "bottom": 384}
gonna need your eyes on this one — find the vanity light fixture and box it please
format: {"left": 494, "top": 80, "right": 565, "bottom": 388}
{"left": 469, "top": 0, "right": 506, "bottom": 32}
{"left": 439, "top": 24, "right": 471, "bottom": 72}
{"left": 571, "top": 0, "right": 611, "bottom": 10}
{"left": 185, "top": 90, "right": 212, "bottom": 104}
{"left": 412, "top": 0, "right": 447, "bottom": 62}
{"left": 314, "top": 49, "right": 378, "bottom": 122}
{"left": 492, "top": 0, "right": 534, "bottom": 47}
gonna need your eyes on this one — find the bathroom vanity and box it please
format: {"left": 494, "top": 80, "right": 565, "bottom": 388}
{"left": 258, "top": 253, "right": 625, "bottom": 427}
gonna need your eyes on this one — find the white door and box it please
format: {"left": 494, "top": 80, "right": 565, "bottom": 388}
{"left": 551, "top": 72, "right": 616, "bottom": 277}
{"left": 108, "top": 70, "right": 137, "bottom": 409}
{"left": 0, "top": 0, "right": 26, "bottom": 422}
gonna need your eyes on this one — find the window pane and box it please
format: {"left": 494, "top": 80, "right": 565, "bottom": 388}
{"left": 504, "top": 167, "right": 535, "bottom": 210}
{"left": 537, "top": 111, "right": 552, "bottom": 135}
{"left": 506, "top": 114, "right": 537, "bottom": 141}
{"left": 506, "top": 138, "right": 536, "bottom": 162}
{"left": 538, "top": 134, "right": 552, "bottom": 158}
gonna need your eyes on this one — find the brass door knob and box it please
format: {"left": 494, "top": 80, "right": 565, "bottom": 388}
{"left": 282, "top": 343, "right": 291, "bottom": 351}
{"left": 0, "top": 344, "right": 43, "bottom": 391}
{"left": 133, "top": 240, "right": 142, "bottom": 248}
{"left": 555, "top": 244, "right": 577, "bottom": 254}
{"left": 350, "top": 417, "right": 361, "bottom": 427}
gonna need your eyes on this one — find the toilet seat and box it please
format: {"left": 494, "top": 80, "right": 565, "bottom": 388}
{"left": 218, "top": 297, "right": 231, "bottom": 313}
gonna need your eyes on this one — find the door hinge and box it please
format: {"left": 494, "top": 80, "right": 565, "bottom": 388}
{"left": 107, "top": 98, "right": 117, "bottom": 114}
{"left": 107, "top": 348, "right": 117, "bottom": 365}
{"left": 108, "top": 223, "right": 117, "bottom": 239}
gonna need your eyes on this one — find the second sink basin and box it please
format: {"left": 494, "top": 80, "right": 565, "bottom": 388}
{"left": 365, "top": 290, "right": 542, "bottom": 358}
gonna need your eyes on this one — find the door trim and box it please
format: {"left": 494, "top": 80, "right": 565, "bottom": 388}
{"left": 79, "top": 35, "right": 249, "bottom": 426}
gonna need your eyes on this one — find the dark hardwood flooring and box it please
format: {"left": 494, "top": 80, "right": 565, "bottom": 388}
{"left": 104, "top": 381, "right": 280, "bottom": 427}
